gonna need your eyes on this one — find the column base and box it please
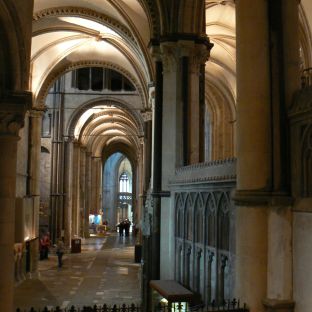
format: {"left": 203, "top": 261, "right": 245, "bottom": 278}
{"left": 263, "top": 299, "right": 295, "bottom": 312}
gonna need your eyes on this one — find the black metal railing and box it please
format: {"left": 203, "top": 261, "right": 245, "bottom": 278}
{"left": 16, "top": 304, "right": 141, "bottom": 312}
{"left": 16, "top": 299, "right": 248, "bottom": 312}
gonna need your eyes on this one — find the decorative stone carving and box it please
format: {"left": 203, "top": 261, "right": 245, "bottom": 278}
{"left": 160, "top": 42, "right": 180, "bottom": 73}
{"left": 159, "top": 40, "right": 212, "bottom": 74}
{"left": 0, "top": 92, "right": 32, "bottom": 136}
{"left": 142, "top": 189, "right": 153, "bottom": 236}
{"left": 141, "top": 110, "right": 153, "bottom": 122}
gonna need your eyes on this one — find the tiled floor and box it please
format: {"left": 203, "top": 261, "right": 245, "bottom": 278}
{"left": 14, "top": 233, "right": 141, "bottom": 311}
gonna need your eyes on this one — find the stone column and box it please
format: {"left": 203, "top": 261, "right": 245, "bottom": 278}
{"left": 234, "top": 1, "right": 271, "bottom": 311}
{"left": 84, "top": 151, "right": 92, "bottom": 237}
{"left": 27, "top": 108, "right": 44, "bottom": 271}
{"left": 180, "top": 42, "right": 210, "bottom": 164}
{"left": 63, "top": 136, "right": 74, "bottom": 246}
{"left": 159, "top": 40, "right": 211, "bottom": 280}
{"left": 91, "top": 157, "right": 101, "bottom": 215}
{"left": 0, "top": 93, "right": 31, "bottom": 312}
{"left": 263, "top": 1, "right": 299, "bottom": 311}
{"left": 234, "top": 1, "right": 298, "bottom": 311}
{"left": 71, "top": 141, "right": 80, "bottom": 237}
{"left": 79, "top": 147, "right": 86, "bottom": 237}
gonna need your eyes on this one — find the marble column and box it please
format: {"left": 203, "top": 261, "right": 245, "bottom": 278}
{"left": 71, "top": 141, "right": 80, "bottom": 237}
{"left": 0, "top": 93, "right": 31, "bottom": 312}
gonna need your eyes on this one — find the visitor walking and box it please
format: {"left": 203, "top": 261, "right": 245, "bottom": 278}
{"left": 56, "top": 238, "right": 65, "bottom": 268}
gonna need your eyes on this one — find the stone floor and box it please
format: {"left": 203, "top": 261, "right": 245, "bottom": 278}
{"left": 14, "top": 233, "right": 141, "bottom": 311}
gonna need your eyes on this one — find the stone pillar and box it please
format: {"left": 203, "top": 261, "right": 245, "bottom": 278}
{"left": 159, "top": 40, "right": 211, "bottom": 280}
{"left": 79, "top": 147, "right": 86, "bottom": 237}
{"left": 71, "top": 141, "right": 80, "bottom": 236}
{"left": 234, "top": 1, "right": 271, "bottom": 311}
{"left": 0, "top": 93, "right": 31, "bottom": 312}
{"left": 63, "top": 136, "right": 74, "bottom": 246}
{"left": 181, "top": 42, "right": 210, "bottom": 164}
{"left": 84, "top": 151, "right": 92, "bottom": 237}
{"left": 263, "top": 1, "right": 299, "bottom": 311}
{"left": 91, "top": 157, "right": 101, "bottom": 215}
{"left": 234, "top": 1, "right": 299, "bottom": 311}
{"left": 27, "top": 108, "right": 44, "bottom": 271}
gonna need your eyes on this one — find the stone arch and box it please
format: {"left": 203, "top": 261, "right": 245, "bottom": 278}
{"left": 205, "top": 192, "right": 217, "bottom": 247}
{"left": 138, "top": 0, "right": 161, "bottom": 39}
{"left": 33, "top": 6, "right": 136, "bottom": 44}
{"left": 184, "top": 193, "right": 194, "bottom": 241}
{"left": 175, "top": 193, "right": 184, "bottom": 238}
{"left": 194, "top": 193, "right": 204, "bottom": 244}
{"left": 67, "top": 97, "right": 144, "bottom": 139}
{"left": 35, "top": 61, "right": 147, "bottom": 109}
{"left": 217, "top": 192, "right": 230, "bottom": 251}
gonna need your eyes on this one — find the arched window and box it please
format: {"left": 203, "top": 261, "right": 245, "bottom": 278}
{"left": 72, "top": 67, "right": 136, "bottom": 92}
{"left": 119, "top": 172, "right": 130, "bottom": 193}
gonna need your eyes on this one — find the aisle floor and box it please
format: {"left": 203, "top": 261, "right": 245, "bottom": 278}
{"left": 14, "top": 233, "right": 141, "bottom": 310}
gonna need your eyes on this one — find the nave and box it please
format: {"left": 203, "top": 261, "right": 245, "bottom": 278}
{"left": 14, "top": 234, "right": 141, "bottom": 311}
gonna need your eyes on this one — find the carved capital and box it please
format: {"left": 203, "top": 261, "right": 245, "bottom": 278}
{"left": 160, "top": 42, "right": 180, "bottom": 73}
{"left": 179, "top": 41, "right": 211, "bottom": 73}
{"left": 29, "top": 107, "right": 46, "bottom": 119}
{"left": 160, "top": 40, "right": 211, "bottom": 74}
{"left": 0, "top": 91, "right": 32, "bottom": 136}
{"left": 64, "top": 135, "right": 75, "bottom": 143}
{"left": 141, "top": 110, "right": 153, "bottom": 122}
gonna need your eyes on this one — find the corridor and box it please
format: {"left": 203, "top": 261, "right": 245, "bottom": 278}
{"left": 14, "top": 233, "right": 141, "bottom": 311}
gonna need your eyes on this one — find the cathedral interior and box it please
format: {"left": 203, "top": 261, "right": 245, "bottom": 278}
{"left": 1, "top": 0, "right": 312, "bottom": 311}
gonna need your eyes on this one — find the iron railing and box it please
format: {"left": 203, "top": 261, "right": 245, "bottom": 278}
{"left": 16, "top": 304, "right": 141, "bottom": 312}
{"left": 16, "top": 300, "right": 248, "bottom": 312}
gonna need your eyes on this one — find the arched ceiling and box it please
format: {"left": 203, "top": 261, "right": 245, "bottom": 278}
{"left": 31, "top": 0, "right": 153, "bottom": 106}
{"left": 74, "top": 105, "right": 141, "bottom": 158}
{"left": 300, "top": 0, "right": 312, "bottom": 68}
{"left": 205, "top": 0, "right": 236, "bottom": 103}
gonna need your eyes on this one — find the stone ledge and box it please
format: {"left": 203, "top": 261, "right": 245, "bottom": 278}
{"left": 263, "top": 298, "right": 295, "bottom": 312}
